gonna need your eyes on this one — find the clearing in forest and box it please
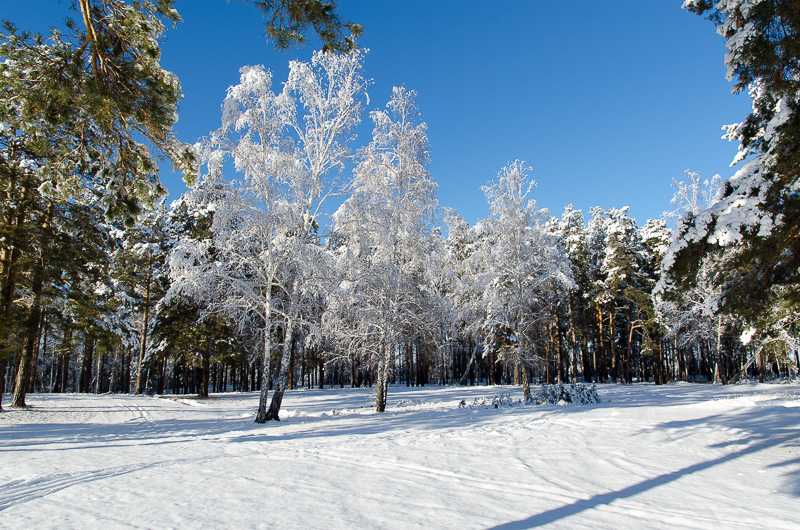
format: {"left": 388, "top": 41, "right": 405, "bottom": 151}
{"left": 1, "top": 383, "right": 798, "bottom": 528}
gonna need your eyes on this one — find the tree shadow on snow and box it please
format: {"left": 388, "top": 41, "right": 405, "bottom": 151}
{"left": 489, "top": 399, "right": 800, "bottom": 528}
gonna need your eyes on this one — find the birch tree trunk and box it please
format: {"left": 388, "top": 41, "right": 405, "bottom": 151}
{"left": 255, "top": 289, "right": 274, "bottom": 423}
{"left": 519, "top": 333, "right": 532, "bottom": 401}
{"left": 375, "top": 341, "right": 388, "bottom": 413}
{"left": 459, "top": 352, "right": 477, "bottom": 386}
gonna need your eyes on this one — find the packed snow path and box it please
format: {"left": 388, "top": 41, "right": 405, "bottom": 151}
{"left": 1, "top": 383, "right": 798, "bottom": 529}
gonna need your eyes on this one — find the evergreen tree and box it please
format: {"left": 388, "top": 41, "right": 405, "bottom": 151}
{"left": 113, "top": 202, "right": 172, "bottom": 394}
{"left": 247, "top": 0, "right": 363, "bottom": 53}
{"left": 667, "top": 0, "right": 800, "bottom": 323}
{"left": 553, "top": 205, "right": 592, "bottom": 382}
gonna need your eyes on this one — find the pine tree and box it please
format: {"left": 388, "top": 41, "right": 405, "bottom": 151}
{"left": 247, "top": 0, "right": 363, "bottom": 53}
{"left": 667, "top": 1, "right": 800, "bottom": 325}
{"left": 112, "top": 202, "right": 172, "bottom": 394}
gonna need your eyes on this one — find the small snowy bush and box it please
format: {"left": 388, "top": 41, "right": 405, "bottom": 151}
{"left": 528, "top": 383, "right": 601, "bottom": 405}
{"left": 396, "top": 399, "right": 433, "bottom": 408}
{"left": 458, "top": 384, "right": 600, "bottom": 410}
{"left": 492, "top": 392, "right": 518, "bottom": 407}
{"left": 458, "top": 393, "right": 521, "bottom": 409}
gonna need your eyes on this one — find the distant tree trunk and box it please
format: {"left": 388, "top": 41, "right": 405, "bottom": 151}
{"left": 569, "top": 296, "right": 582, "bottom": 382}
{"left": 579, "top": 322, "right": 592, "bottom": 383}
{"left": 609, "top": 311, "right": 618, "bottom": 384}
{"left": 519, "top": 331, "right": 532, "bottom": 401}
{"left": 653, "top": 339, "right": 664, "bottom": 385}
{"left": 198, "top": 348, "right": 210, "bottom": 398}
{"left": 28, "top": 310, "right": 47, "bottom": 393}
{"left": 80, "top": 335, "right": 94, "bottom": 393}
{"left": 109, "top": 350, "right": 119, "bottom": 393}
{"left": 156, "top": 356, "right": 166, "bottom": 395}
{"left": 596, "top": 304, "right": 606, "bottom": 383}
{"left": 288, "top": 332, "right": 298, "bottom": 390}
{"left": 61, "top": 329, "right": 73, "bottom": 393}
{"left": 0, "top": 356, "right": 7, "bottom": 411}
{"left": 714, "top": 316, "right": 727, "bottom": 385}
{"left": 54, "top": 350, "right": 64, "bottom": 393}
{"left": 122, "top": 347, "right": 130, "bottom": 393}
{"left": 95, "top": 353, "right": 104, "bottom": 393}
{"left": 554, "top": 313, "right": 564, "bottom": 384}
{"left": 756, "top": 347, "right": 765, "bottom": 383}
{"left": 135, "top": 269, "right": 152, "bottom": 395}
{"left": 405, "top": 342, "right": 411, "bottom": 387}
{"left": 627, "top": 323, "right": 639, "bottom": 385}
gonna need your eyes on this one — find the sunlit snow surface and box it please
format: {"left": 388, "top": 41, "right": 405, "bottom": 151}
{"left": 1, "top": 383, "right": 798, "bottom": 528}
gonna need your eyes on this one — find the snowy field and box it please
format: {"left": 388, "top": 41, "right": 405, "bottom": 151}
{"left": 1, "top": 383, "right": 798, "bottom": 529}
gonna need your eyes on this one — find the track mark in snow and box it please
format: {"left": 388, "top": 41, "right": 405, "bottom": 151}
{"left": 120, "top": 401, "right": 152, "bottom": 424}
{"left": 0, "top": 456, "right": 226, "bottom": 512}
{"left": 290, "top": 451, "right": 574, "bottom": 504}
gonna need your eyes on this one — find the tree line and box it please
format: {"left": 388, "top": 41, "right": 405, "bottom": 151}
{"left": 1, "top": 1, "right": 798, "bottom": 419}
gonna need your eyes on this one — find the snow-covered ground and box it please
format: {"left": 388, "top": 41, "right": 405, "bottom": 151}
{"left": 1, "top": 382, "right": 798, "bottom": 529}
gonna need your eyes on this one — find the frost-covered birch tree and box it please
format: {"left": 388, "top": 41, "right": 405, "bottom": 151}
{"left": 329, "top": 87, "right": 437, "bottom": 412}
{"left": 168, "top": 65, "right": 287, "bottom": 422}
{"left": 473, "top": 161, "right": 573, "bottom": 400}
{"left": 263, "top": 49, "right": 367, "bottom": 420}
{"left": 170, "top": 51, "right": 367, "bottom": 421}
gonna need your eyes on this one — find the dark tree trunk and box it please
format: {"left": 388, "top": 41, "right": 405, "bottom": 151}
{"left": 11, "top": 203, "right": 54, "bottom": 407}
{"left": 0, "top": 356, "right": 7, "bottom": 411}
{"left": 135, "top": 269, "right": 152, "bottom": 395}
{"left": 61, "top": 330, "right": 73, "bottom": 393}
{"left": 594, "top": 305, "right": 603, "bottom": 383}
{"left": 756, "top": 347, "right": 765, "bottom": 383}
{"left": 288, "top": 332, "right": 297, "bottom": 390}
{"left": 569, "top": 297, "right": 581, "bottom": 382}
{"left": 198, "top": 349, "right": 210, "bottom": 398}
{"left": 28, "top": 310, "right": 47, "bottom": 393}
{"left": 80, "top": 335, "right": 94, "bottom": 393}
{"left": 54, "top": 350, "right": 64, "bottom": 393}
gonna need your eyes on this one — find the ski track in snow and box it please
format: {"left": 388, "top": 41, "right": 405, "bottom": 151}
{"left": 1, "top": 383, "right": 798, "bottom": 529}
{"left": 0, "top": 455, "right": 224, "bottom": 512}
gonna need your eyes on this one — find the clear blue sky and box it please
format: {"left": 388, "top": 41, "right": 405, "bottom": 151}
{"left": 5, "top": 1, "right": 749, "bottom": 225}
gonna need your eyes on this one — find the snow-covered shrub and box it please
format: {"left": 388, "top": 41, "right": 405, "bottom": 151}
{"left": 492, "top": 392, "right": 518, "bottom": 408}
{"left": 396, "top": 399, "right": 433, "bottom": 408}
{"left": 528, "top": 383, "right": 601, "bottom": 405}
{"left": 458, "top": 393, "right": 521, "bottom": 409}
{"left": 458, "top": 384, "right": 600, "bottom": 410}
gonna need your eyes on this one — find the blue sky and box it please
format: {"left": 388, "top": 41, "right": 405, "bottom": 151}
{"left": 6, "top": 1, "right": 750, "bottom": 225}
